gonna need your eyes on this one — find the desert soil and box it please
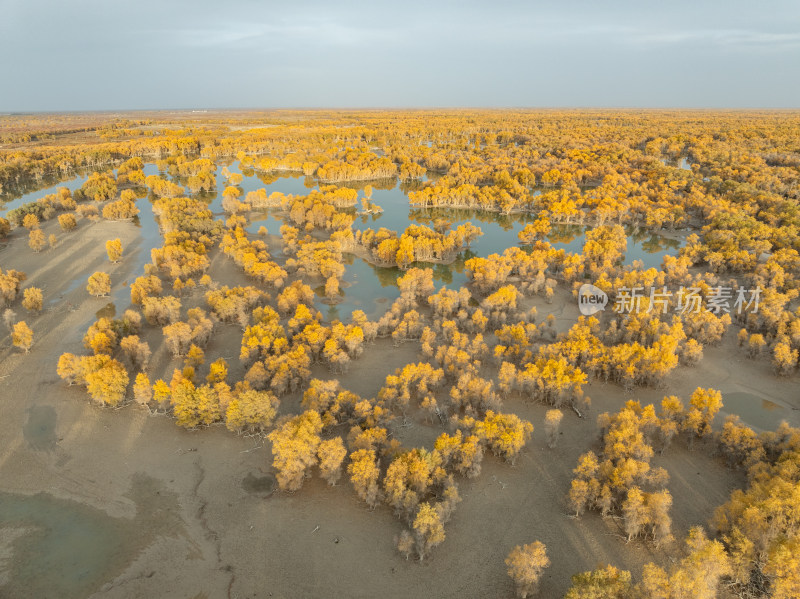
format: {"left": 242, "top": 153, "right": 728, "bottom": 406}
{"left": 0, "top": 216, "right": 797, "bottom": 598}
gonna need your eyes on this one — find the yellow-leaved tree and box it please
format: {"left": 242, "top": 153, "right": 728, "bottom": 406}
{"left": 268, "top": 410, "right": 323, "bottom": 491}
{"left": 87, "top": 272, "right": 111, "bottom": 297}
{"left": 225, "top": 386, "right": 280, "bottom": 434}
{"left": 28, "top": 229, "right": 46, "bottom": 253}
{"left": 81, "top": 355, "right": 129, "bottom": 406}
{"left": 317, "top": 437, "right": 347, "bottom": 486}
{"left": 348, "top": 448, "right": 380, "bottom": 508}
{"left": 170, "top": 371, "right": 221, "bottom": 429}
{"left": 412, "top": 502, "right": 445, "bottom": 561}
{"left": 106, "top": 238, "right": 123, "bottom": 263}
{"left": 21, "top": 288, "right": 43, "bottom": 312}
{"left": 506, "top": 541, "right": 550, "bottom": 598}
{"left": 58, "top": 213, "right": 77, "bottom": 231}
{"left": 133, "top": 372, "right": 152, "bottom": 408}
{"left": 12, "top": 321, "right": 33, "bottom": 353}
{"left": 687, "top": 387, "right": 723, "bottom": 438}
{"left": 544, "top": 409, "right": 563, "bottom": 448}
{"left": 564, "top": 565, "right": 632, "bottom": 599}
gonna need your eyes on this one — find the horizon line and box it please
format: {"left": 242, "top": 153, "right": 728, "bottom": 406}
{"left": 3, "top": 106, "right": 800, "bottom": 116}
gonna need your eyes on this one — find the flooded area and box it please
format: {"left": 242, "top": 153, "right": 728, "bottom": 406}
{"left": 722, "top": 391, "right": 799, "bottom": 431}
{"left": 0, "top": 111, "right": 797, "bottom": 599}
{"left": 0, "top": 491, "right": 128, "bottom": 598}
{"left": 0, "top": 474, "right": 184, "bottom": 599}
{"left": 0, "top": 174, "right": 87, "bottom": 214}
{"left": 2, "top": 161, "right": 687, "bottom": 321}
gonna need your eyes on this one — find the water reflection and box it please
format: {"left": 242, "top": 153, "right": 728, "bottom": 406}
{"left": 0, "top": 174, "right": 86, "bottom": 215}
{"left": 0, "top": 171, "right": 90, "bottom": 210}
{"left": 5, "top": 160, "right": 685, "bottom": 321}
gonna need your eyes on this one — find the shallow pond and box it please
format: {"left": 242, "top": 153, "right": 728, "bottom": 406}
{"left": 205, "top": 161, "right": 684, "bottom": 319}
{"left": 722, "top": 391, "right": 799, "bottom": 431}
{"left": 0, "top": 491, "right": 130, "bottom": 598}
{"left": 0, "top": 473, "right": 183, "bottom": 598}
{"left": 4, "top": 161, "right": 684, "bottom": 320}
{"left": 0, "top": 174, "right": 87, "bottom": 215}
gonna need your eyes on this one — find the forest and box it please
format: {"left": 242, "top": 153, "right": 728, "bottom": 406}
{"left": 0, "top": 109, "right": 799, "bottom": 598}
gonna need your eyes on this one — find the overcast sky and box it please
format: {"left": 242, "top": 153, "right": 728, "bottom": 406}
{"left": 1, "top": 0, "right": 798, "bottom": 111}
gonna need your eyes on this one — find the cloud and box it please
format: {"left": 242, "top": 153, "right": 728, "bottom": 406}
{"left": 1, "top": 0, "right": 799, "bottom": 109}
{"left": 632, "top": 28, "right": 800, "bottom": 49}
{"left": 171, "top": 23, "right": 271, "bottom": 47}
{"left": 159, "top": 17, "right": 404, "bottom": 51}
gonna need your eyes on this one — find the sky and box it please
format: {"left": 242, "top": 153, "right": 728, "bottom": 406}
{"left": 1, "top": 0, "right": 799, "bottom": 111}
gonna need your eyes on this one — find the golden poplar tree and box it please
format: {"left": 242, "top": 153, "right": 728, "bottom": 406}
{"left": 348, "top": 448, "right": 381, "bottom": 508}
{"left": 412, "top": 502, "right": 445, "bottom": 561}
{"left": 506, "top": 541, "right": 550, "bottom": 598}
{"left": 106, "top": 238, "right": 123, "bottom": 263}
{"left": 317, "top": 437, "right": 347, "bottom": 486}
{"left": 87, "top": 272, "right": 111, "bottom": 297}
{"left": 22, "top": 287, "right": 43, "bottom": 312}
{"left": 12, "top": 321, "right": 33, "bottom": 353}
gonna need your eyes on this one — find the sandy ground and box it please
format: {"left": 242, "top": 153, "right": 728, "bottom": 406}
{"left": 0, "top": 217, "right": 797, "bottom": 599}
